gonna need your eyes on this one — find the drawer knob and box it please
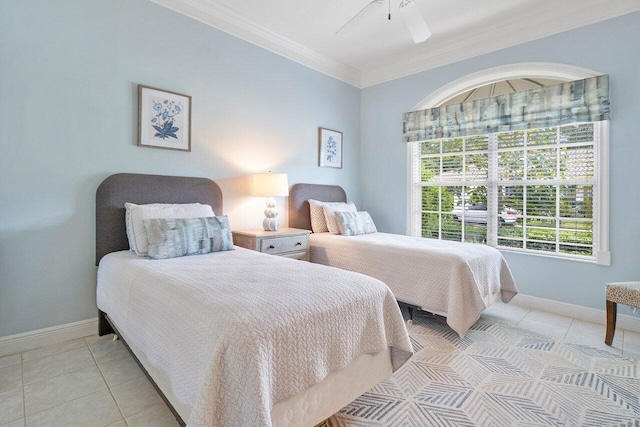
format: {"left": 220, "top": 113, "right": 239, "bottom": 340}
{"left": 269, "top": 245, "right": 275, "bottom": 249}
{"left": 296, "top": 242, "right": 302, "bottom": 246}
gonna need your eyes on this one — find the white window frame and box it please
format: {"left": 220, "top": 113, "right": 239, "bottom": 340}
{"left": 406, "top": 63, "right": 610, "bottom": 265}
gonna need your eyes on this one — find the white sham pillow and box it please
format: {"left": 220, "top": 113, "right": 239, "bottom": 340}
{"left": 125, "top": 202, "right": 215, "bottom": 256}
{"left": 322, "top": 202, "right": 357, "bottom": 234}
{"left": 308, "top": 199, "right": 329, "bottom": 233}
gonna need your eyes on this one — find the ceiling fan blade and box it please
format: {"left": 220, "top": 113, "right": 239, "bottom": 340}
{"left": 336, "top": 0, "right": 384, "bottom": 35}
{"left": 399, "top": 0, "right": 431, "bottom": 43}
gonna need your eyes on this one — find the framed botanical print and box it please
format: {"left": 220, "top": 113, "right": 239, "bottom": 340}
{"left": 138, "top": 85, "right": 191, "bottom": 152}
{"left": 318, "top": 127, "right": 342, "bottom": 168}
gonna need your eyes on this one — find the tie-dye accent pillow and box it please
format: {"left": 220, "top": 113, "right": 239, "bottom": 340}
{"left": 335, "top": 211, "right": 377, "bottom": 236}
{"left": 125, "top": 202, "right": 215, "bottom": 256}
{"left": 143, "top": 216, "right": 234, "bottom": 260}
{"left": 308, "top": 199, "right": 356, "bottom": 233}
{"left": 322, "top": 202, "right": 357, "bottom": 234}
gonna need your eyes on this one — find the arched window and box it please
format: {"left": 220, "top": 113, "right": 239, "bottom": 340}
{"left": 405, "top": 63, "right": 610, "bottom": 265}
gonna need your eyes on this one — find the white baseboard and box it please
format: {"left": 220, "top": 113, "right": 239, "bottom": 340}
{"left": 511, "top": 294, "right": 640, "bottom": 333}
{"left": 0, "top": 318, "right": 98, "bottom": 357}
{"left": 1, "top": 294, "right": 638, "bottom": 358}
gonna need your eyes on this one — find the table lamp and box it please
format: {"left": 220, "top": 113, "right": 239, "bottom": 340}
{"left": 251, "top": 172, "right": 289, "bottom": 231}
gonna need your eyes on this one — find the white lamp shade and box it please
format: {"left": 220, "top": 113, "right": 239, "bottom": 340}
{"left": 251, "top": 173, "right": 289, "bottom": 197}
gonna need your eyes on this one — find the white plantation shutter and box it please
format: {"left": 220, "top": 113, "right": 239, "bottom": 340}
{"left": 409, "top": 122, "right": 609, "bottom": 264}
{"left": 405, "top": 74, "right": 610, "bottom": 264}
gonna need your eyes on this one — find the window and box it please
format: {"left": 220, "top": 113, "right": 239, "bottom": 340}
{"left": 409, "top": 122, "right": 610, "bottom": 264}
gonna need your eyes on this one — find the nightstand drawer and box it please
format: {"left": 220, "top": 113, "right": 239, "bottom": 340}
{"left": 232, "top": 228, "right": 311, "bottom": 261}
{"left": 279, "top": 251, "right": 308, "bottom": 260}
{"left": 260, "top": 235, "right": 308, "bottom": 255}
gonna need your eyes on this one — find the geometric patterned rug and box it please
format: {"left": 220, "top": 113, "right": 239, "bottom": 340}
{"left": 319, "top": 312, "right": 640, "bottom": 427}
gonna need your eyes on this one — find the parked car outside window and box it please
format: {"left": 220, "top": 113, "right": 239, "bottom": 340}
{"left": 452, "top": 204, "right": 517, "bottom": 225}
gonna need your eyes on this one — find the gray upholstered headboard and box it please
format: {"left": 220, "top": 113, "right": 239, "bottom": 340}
{"left": 288, "top": 183, "right": 347, "bottom": 230}
{"left": 95, "top": 173, "right": 223, "bottom": 265}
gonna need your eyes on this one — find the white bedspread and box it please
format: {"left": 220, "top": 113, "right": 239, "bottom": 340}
{"left": 97, "top": 248, "right": 412, "bottom": 427}
{"left": 309, "top": 232, "right": 518, "bottom": 337}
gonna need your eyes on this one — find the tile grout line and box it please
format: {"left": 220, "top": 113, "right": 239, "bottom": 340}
{"left": 21, "top": 350, "right": 26, "bottom": 426}
{"left": 20, "top": 340, "right": 107, "bottom": 420}
{"left": 15, "top": 338, "right": 127, "bottom": 423}
{"left": 22, "top": 389, "right": 111, "bottom": 424}
{"left": 86, "top": 336, "right": 128, "bottom": 426}
{"left": 515, "top": 308, "right": 531, "bottom": 326}
{"left": 93, "top": 334, "right": 170, "bottom": 424}
{"left": 22, "top": 347, "right": 97, "bottom": 389}
{"left": 20, "top": 339, "right": 87, "bottom": 363}
{"left": 22, "top": 342, "right": 88, "bottom": 365}
{"left": 561, "top": 318, "right": 575, "bottom": 341}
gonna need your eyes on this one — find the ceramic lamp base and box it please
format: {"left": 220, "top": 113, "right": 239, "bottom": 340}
{"left": 263, "top": 197, "right": 279, "bottom": 231}
{"left": 263, "top": 217, "right": 279, "bottom": 231}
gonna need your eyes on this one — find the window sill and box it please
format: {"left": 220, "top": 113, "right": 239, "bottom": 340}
{"left": 498, "top": 246, "right": 611, "bottom": 266}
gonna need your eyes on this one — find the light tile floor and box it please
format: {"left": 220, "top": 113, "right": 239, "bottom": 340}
{"left": 0, "top": 335, "right": 178, "bottom": 427}
{"left": 1, "top": 303, "right": 638, "bottom": 427}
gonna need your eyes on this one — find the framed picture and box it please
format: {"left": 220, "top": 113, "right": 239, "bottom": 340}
{"left": 318, "top": 127, "right": 343, "bottom": 168}
{"left": 138, "top": 85, "right": 191, "bottom": 152}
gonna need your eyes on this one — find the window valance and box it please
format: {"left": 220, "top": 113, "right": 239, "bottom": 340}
{"left": 403, "top": 75, "right": 609, "bottom": 142}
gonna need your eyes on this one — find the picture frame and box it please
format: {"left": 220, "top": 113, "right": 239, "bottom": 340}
{"left": 318, "top": 127, "right": 343, "bottom": 168}
{"left": 138, "top": 85, "right": 192, "bottom": 152}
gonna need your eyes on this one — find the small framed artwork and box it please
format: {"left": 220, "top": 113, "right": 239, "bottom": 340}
{"left": 138, "top": 85, "right": 191, "bottom": 152}
{"left": 318, "top": 127, "right": 343, "bottom": 168}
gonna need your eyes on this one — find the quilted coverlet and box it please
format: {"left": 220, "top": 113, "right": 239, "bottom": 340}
{"left": 309, "top": 232, "right": 518, "bottom": 337}
{"left": 97, "top": 248, "right": 413, "bottom": 427}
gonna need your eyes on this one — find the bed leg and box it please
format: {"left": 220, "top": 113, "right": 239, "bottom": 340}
{"left": 407, "top": 307, "right": 414, "bottom": 325}
{"left": 98, "top": 310, "right": 115, "bottom": 336}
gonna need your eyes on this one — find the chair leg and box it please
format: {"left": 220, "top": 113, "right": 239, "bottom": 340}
{"left": 605, "top": 300, "right": 617, "bottom": 346}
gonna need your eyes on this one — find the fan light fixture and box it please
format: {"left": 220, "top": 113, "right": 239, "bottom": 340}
{"left": 399, "top": 0, "right": 431, "bottom": 43}
{"left": 337, "top": 0, "right": 431, "bottom": 44}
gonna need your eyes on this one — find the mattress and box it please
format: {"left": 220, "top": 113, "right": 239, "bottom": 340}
{"left": 309, "top": 232, "right": 518, "bottom": 336}
{"left": 97, "top": 248, "right": 413, "bottom": 427}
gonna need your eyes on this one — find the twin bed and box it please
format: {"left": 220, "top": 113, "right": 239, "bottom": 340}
{"left": 95, "top": 173, "right": 518, "bottom": 427}
{"left": 288, "top": 183, "right": 518, "bottom": 337}
{"left": 95, "top": 174, "right": 413, "bottom": 427}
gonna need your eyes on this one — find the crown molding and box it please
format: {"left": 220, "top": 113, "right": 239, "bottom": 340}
{"left": 360, "top": 0, "right": 640, "bottom": 88}
{"left": 150, "top": 0, "right": 362, "bottom": 87}
{"left": 151, "top": 0, "right": 640, "bottom": 90}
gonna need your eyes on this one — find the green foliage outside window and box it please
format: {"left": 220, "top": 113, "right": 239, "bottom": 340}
{"left": 417, "top": 124, "right": 596, "bottom": 257}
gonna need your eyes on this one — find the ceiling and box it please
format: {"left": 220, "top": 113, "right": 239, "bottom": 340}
{"left": 151, "top": 0, "right": 640, "bottom": 88}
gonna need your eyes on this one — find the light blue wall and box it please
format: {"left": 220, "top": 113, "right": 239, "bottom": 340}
{"left": 360, "top": 12, "right": 640, "bottom": 312}
{"left": 0, "top": 0, "right": 361, "bottom": 337}
{"left": 2, "top": 1, "right": 638, "bottom": 339}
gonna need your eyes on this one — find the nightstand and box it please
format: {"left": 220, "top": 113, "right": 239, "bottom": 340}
{"left": 232, "top": 228, "right": 311, "bottom": 260}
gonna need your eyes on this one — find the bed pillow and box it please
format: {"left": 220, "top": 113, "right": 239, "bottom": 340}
{"left": 335, "top": 211, "right": 377, "bottom": 236}
{"left": 125, "top": 202, "right": 215, "bottom": 256}
{"left": 143, "top": 216, "right": 234, "bottom": 260}
{"left": 323, "top": 202, "right": 357, "bottom": 234}
{"left": 307, "top": 199, "right": 330, "bottom": 233}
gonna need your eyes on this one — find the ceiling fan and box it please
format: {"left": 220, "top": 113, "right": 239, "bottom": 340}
{"left": 336, "top": 0, "right": 431, "bottom": 44}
